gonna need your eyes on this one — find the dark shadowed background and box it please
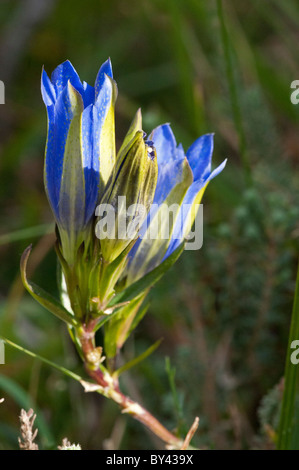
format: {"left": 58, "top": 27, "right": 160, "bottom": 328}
{"left": 0, "top": 0, "right": 298, "bottom": 449}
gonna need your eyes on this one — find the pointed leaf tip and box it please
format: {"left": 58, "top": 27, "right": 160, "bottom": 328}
{"left": 20, "top": 245, "right": 78, "bottom": 327}
{"left": 107, "top": 241, "right": 185, "bottom": 307}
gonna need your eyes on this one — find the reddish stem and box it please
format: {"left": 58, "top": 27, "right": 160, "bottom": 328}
{"left": 77, "top": 326, "right": 182, "bottom": 448}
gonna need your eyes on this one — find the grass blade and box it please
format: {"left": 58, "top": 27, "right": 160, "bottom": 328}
{"left": 114, "top": 339, "right": 162, "bottom": 378}
{"left": 277, "top": 260, "right": 299, "bottom": 449}
{"left": 216, "top": 0, "right": 252, "bottom": 185}
{"left": 1, "top": 336, "right": 83, "bottom": 384}
{"left": 0, "top": 224, "right": 54, "bottom": 246}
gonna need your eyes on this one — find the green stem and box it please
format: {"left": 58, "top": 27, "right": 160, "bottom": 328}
{"left": 277, "top": 260, "right": 299, "bottom": 449}
{"left": 3, "top": 330, "right": 185, "bottom": 448}
{"left": 76, "top": 325, "right": 183, "bottom": 448}
{"left": 1, "top": 336, "right": 83, "bottom": 383}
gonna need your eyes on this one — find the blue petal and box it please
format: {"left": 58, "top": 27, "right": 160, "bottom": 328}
{"left": 41, "top": 68, "right": 56, "bottom": 106}
{"left": 81, "top": 104, "right": 99, "bottom": 223}
{"left": 153, "top": 158, "right": 188, "bottom": 206}
{"left": 150, "top": 124, "right": 179, "bottom": 165}
{"left": 82, "top": 81, "right": 95, "bottom": 108}
{"left": 150, "top": 124, "right": 187, "bottom": 208}
{"left": 81, "top": 74, "right": 113, "bottom": 222}
{"left": 51, "top": 60, "right": 83, "bottom": 97}
{"left": 94, "top": 58, "right": 113, "bottom": 98}
{"left": 44, "top": 104, "right": 56, "bottom": 209}
{"left": 206, "top": 158, "right": 227, "bottom": 183}
{"left": 186, "top": 133, "right": 214, "bottom": 181}
{"left": 163, "top": 158, "right": 227, "bottom": 259}
{"left": 128, "top": 155, "right": 192, "bottom": 264}
{"left": 128, "top": 126, "right": 189, "bottom": 266}
{"left": 163, "top": 179, "right": 204, "bottom": 259}
{"left": 176, "top": 143, "right": 186, "bottom": 161}
{"left": 128, "top": 160, "right": 186, "bottom": 259}
{"left": 45, "top": 83, "right": 79, "bottom": 220}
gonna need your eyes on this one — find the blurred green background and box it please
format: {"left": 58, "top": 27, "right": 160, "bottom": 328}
{"left": 0, "top": 0, "right": 298, "bottom": 450}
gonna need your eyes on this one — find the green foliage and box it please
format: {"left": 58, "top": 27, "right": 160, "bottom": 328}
{"left": 277, "top": 263, "right": 299, "bottom": 449}
{"left": 0, "top": 0, "right": 298, "bottom": 450}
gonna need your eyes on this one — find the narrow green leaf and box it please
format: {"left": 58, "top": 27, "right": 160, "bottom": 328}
{"left": 216, "top": 0, "right": 252, "bottom": 185}
{"left": 165, "top": 357, "right": 186, "bottom": 436}
{"left": 277, "top": 260, "right": 299, "bottom": 449}
{"left": 0, "top": 223, "right": 54, "bottom": 246}
{"left": 1, "top": 336, "right": 112, "bottom": 401}
{"left": 1, "top": 336, "right": 83, "bottom": 383}
{"left": 94, "top": 238, "right": 138, "bottom": 306}
{"left": 20, "top": 245, "right": 78, "bottom": 327}
{"left": 107, "top": 242, "right": 185, "bottom": 308}
{"left": 92, "top": 300, "right": 132, "bottom": 332}
{"left": 116, "top": 108, "right": 142, "bottom": 161}
{"left": 126, "top": 300, "right": 150, "bottom": 341}
{"left": 114, "top": 339, "right": 162, "bottom": 377}
{"left": 104, "top": 293, "right": 147, "bottom": 359}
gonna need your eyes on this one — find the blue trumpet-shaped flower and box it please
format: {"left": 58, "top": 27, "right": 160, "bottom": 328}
{"left": 126, "top": 124, "right": 227, "bottom": 283}
{"left": 41, "top": 59, "right": 117, "bottom": 264}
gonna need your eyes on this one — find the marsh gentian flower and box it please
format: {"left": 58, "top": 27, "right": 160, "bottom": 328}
{"left": 96, "top": 110, "right": 158, "bottom": 263}
{"left": 41, "top": 59, "right": 117, "bottom": 264}
{"left": 126, "top": 124, "right": 227, "bottom": 283}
